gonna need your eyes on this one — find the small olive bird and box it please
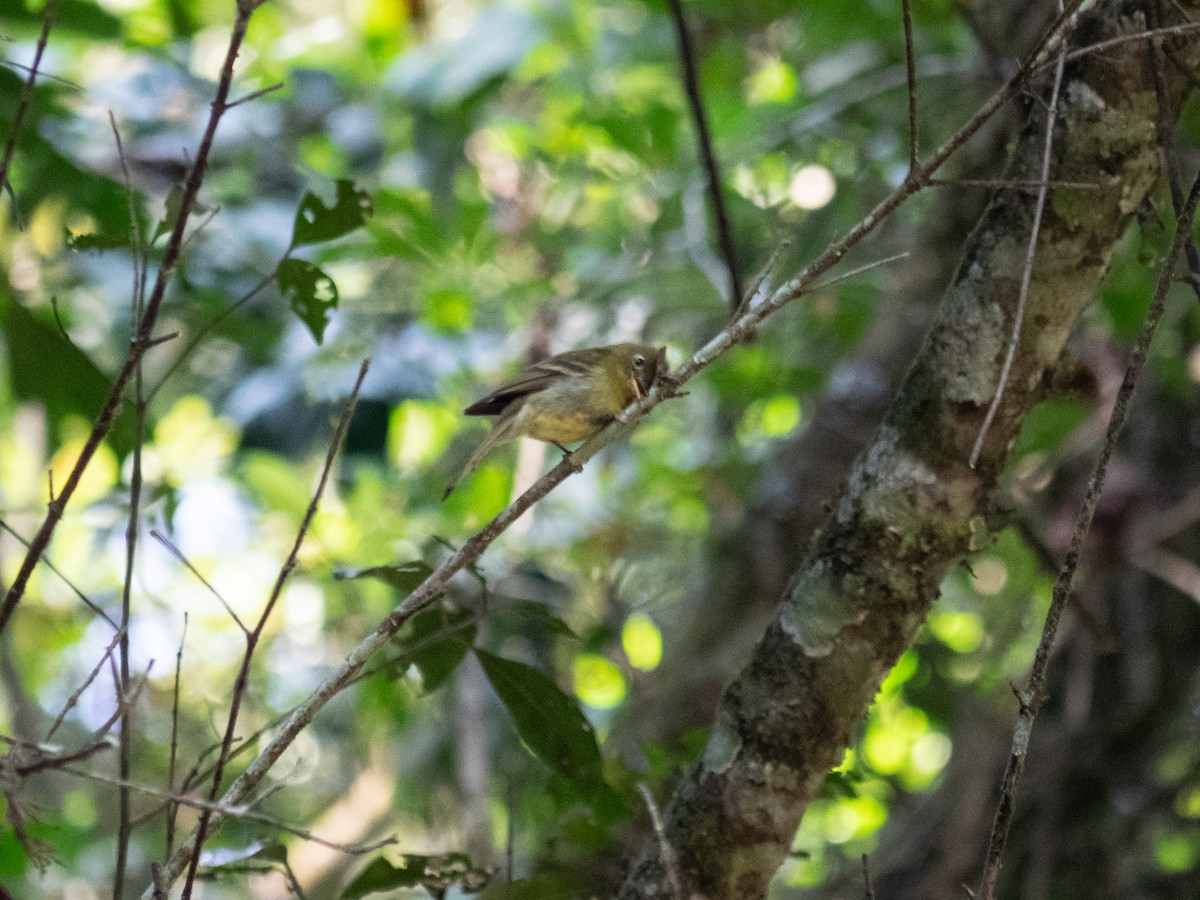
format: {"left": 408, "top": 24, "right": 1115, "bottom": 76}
{"left": 443, "top": 342, "right": 667, "bottom": 498}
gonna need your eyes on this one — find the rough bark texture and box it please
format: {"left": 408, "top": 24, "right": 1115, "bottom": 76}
{"left": 618, "top": 1, "right": 1200, "bottom": 896}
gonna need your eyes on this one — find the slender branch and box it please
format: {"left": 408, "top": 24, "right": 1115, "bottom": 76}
{"left": 0, "top": 519, "right": 116, "bottom": 628}
{"left": 110, "top": 108, "right": 146, "bottom": 900}
{"left": 151, "top": 530, "right": 248, "bottom": 634}
{"left": 145, "top": 8, "right": 1092, "bottom": 894}
{"left": 144, "top": 266, "right": 279, "bottom": 405}
{"left": 178, "top": 359, "right": 369, "bottom": 899}
{"left": 970, "top": 27, "right": 1067, "bottom": 467}
{"left": 165, "top": 614, "right": 187, "bottom": 858}
{"left": 901, "top": 0, "right": 921, "bottom": 173}
{"left": 1056, "top": 18, "right": 1200, "bottom": 64}
{"left": 0, "top": 0, "right": 261, "bottom": 636}
{"left": 0, "top": 0, "right": 62, "bottom": 195}
{"left": 44, "top": 626, "right": 126, "bottom": 742}
{"left": 666, "top": 0, "right": 742, "bottom": 311}
{"left": 55, "top": 764, "right": 397, "bottom": 855}
{"left": 978, "top": 169, "right": 1200, "bottom": 900}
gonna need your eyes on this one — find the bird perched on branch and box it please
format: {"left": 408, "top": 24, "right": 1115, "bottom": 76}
{"left": 443, "top": 342, "right": 667, "bottom": 498}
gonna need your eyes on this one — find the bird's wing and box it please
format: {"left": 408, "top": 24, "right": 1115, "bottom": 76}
{"left": 462, "top": 354, "right": 593, "bottom": 417}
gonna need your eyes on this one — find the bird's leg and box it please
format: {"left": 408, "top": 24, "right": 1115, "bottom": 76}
{"left": 552, "top": 441, "right": 584, "bottom": 474}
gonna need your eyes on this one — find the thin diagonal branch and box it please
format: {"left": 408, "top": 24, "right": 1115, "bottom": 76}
{"left": 666, "top": 0, "right": 742, "bottom": 311}
{"left": 178, "top": 358, "right": 369, "bottom": 899}
{"left": 902, "top": 0, "right": 921, "bottom": 173}
{"left": 0, "top": 0, "right": 62, "bottom": 195}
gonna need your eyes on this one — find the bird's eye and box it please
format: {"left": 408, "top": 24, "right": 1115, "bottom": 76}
{"left": 633, "top": 355, "right": 646, "bottom": 367}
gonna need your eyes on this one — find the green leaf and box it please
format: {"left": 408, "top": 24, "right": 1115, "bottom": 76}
{"left": 502, "top": 599, "right": 577, "bottom": 639}
{"left": 403, "top": 604, "right": 476, "bottom": 692}
{"left": 278, "top": 258, "right": 338, "bottom": 344}
{"left": 342, "top": 853, "right": 489, "bottom": 899}
{"left": 475, "top": 650, "right": 605, "bottom": 795}
{"left": 335, "top": 561, "right": 434, "bottom": 594}
{"left": 64, "top": 228, "right": 128, "bottom": 252}
{"left": 291, "top": 179, "right": 373, "bottom": 247}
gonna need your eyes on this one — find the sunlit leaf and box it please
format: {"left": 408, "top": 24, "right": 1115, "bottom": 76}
{"left": 278, "top": 257, "right": 338, "bottom": 343}
{"left": 342, "top": 853, "right": 489, "bottom": 899}
{"left": 335, "top": 561, "right": 433, "bottom": 594}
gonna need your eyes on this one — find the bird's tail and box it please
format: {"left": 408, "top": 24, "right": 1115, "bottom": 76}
{"left": 442, "top": 417, "right": 517, "bottom": 500}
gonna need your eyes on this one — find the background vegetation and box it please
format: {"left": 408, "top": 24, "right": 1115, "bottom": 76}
{"left": 2, "top": 0, "right": 1199, "bottom": 897}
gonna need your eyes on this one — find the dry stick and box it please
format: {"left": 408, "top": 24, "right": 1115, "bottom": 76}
{"left": 55, "top": 764, "right": 396, "bottom": 855}
{"left": 145, "top": 9, "right": 1091, "bottom": 895}
{"left": 17, "top": 667, "right": 152, "bottom": 777}
{"left": 178, "top": 358, "right": 369, "bottom": 900}
{"left": 901, "top": 0, "right": 920, "bottom": 173}
{"left": 110, "top": 110, "right": 148, "bottom": 900}
{"left": 165, "top": 614, "right": 187, "bottom": 858}
{"left": 44, "top": 626, "right": 126, "bottom": 742}
{"left": 637, "top": 783, "right": 684, "bottom": 900}
{"left": 0, "top": 0, "right": 61, "bottom": 193}
{"left": 666, "top": 0, "right": 742, "bottom": 311}
{"left": 1056, "top": 19, "right": 1200, "bottom": 65}
{"left": 1146, "top": 0, "right": 1200, "bottom": 300}
{"left": 969, "top": 35, "right": 1067, "bottom": 468}
{"left": 0, "top": 1, "right": 261, "bottom": 637}
{"left": 978, "top": 169, "right": 1200, "bottom": 900}
{"left": 151, "top": 530, "right": 249, "bottom": 634}
{"left": 861, "top": 853, "right": 876, "bottom": 900}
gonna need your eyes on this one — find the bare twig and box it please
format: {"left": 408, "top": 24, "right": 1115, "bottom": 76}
{"left": 226, "top": 81, "right": 284, "bottom": 108}
{"left": 1056, "top": 19, "right": 1200, "bottom": 65}
{"left": 927, "top": 177, "right": 1099, "bottom": 190}
{"left": 666, "top": 0, "right": 742, "bottom": 311}
{"left": 151, "top": 531, "right": 248, "bottom": 634}
{"left": 55, "top": 764, "right": 397, "bottom": 855}
{"left": 969, "top": 32, "right": 1067, "bottom": 468}
{"left": 178, "top": 359, "right": 370, "bottom": 899}
{"left": 902, "top": 0, "right": 921, "bottom": 174}
{"left": 145, "top": 266, "right": 279, "bottom": 404}
{"left": 805, "top": 251, "right": 910, "bottom": 293}
{"left": 44, "top": 627, "right": 126, "bottom": 742}
{"left": 0, "top": 0, "right": 62, "bottom": 197}
{"left": 165, "top": 614, "right": 187, "bottom": 858}
{"left": 146, "top": 8, "right": 1092, "bottom": 894}
{"left": 0, "top": 519, "right": 116, "bottom": 628}
{"left": 637, "top": 783, "right": 685, "bottom": 900}
{"left": 109, "top": 108, "right": 147, "bottom": 900}
{"left": 0, "top": 0, "right": 262, "bottom": 636}
{"left": 978, "top": 169, "right": 1200, "bottom": 900}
